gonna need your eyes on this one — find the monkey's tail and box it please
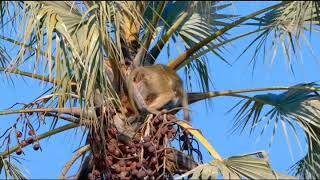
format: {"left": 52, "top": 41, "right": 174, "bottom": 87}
{"left": 182, "top": 92, "right": 190, "bottom": 122}
{"left": 184, "top": 109, "right": 190, "bottom": 122}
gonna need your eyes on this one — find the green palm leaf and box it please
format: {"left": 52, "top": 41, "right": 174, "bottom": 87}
{"left": 239, "top": 1, "right": 320, "bottom": 69}
{"left": 229, "top": 82, "right": 320, "bottom": 178}
{"left": 1, "top": 158, "right": 27, "bottom": 180}
{"left": 176, "top": 151, "right": 296, "bottom": 179}
{"left": 0, "top": 2, "right": 141, "bottom": 110}
{"left": 291, "top": 150, "right": 320, "bottom": 179}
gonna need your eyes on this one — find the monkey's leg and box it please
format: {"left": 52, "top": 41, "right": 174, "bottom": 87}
{"left": 146, "top": 93, "right": 174, "bottom": 114}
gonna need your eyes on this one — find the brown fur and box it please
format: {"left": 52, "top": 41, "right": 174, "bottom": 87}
{"left": 127, "top": 64, "right": 190, "bottom": 121}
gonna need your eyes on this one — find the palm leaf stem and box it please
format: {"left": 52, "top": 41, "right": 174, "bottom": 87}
{"left": 0, "top": 123, "right": 79, "bottom": 158}
{"left": 168, "top": 2, "right": 288, "bottom": 70}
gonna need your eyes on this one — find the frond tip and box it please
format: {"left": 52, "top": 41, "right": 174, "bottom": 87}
{"left": 241, "top": 1, "right": 320, "bottom": 70}
{"left": 176, "top": 120, "right": 222, "bottom": 161}
{"left": 0, "top": 158, "right": 28, "bottom": 180}
{"left": 176, "top": 151, "right": 296, "bottom": 179}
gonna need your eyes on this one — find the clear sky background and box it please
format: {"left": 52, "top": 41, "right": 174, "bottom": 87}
{"left": 1, "top": 1, "right": 320, "bottom": 178}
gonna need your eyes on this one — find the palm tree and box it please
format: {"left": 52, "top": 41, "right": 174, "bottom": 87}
{"left": 0, "top": 1, "right": 319, "bottom": 179}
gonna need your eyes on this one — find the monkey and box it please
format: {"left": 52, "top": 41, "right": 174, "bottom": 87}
{"left": 127, "top": 64, "right": 190, "bottom": 121}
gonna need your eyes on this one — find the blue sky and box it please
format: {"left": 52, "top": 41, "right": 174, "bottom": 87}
{"left": 1, "top": 1, "right": 320, "bottom": 178}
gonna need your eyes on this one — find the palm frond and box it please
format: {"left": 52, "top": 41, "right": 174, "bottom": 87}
{"left": 178, "top": 2, "right": 234, "bottom": 60}
{"left": 0, "top": 0, "right": 20, "bottom": 69}
{"left": 0, "top": 1, "right": 22, "bottom": 30}
{"left": 0, "top": 46, "right": 9, "bottom": 68}
{"left": 151, "top": 1, "right": 233, "bottom": 61}
{"left": 177, "top": 6, "right": 231, "bottom": 92}
{"left": 176, "top": 151, "right": 296, "bottom": 179}
{"left": 229, "top": 82, "right": 320, "bottom": 178}
{"left": 134, "top": 2, "right": 167, "bottom": 66}
{"left": 144, "top": 1, "right": 197, "bottom": 65}
{"left": 240, "top": 1, "right": 320, "bottom": 70}
{"left": 0, "top": 1, "right": 140, "bottom": 111}
{"left": 291, "top": 152, "right": 320, "bottom": 179}
{"left": 229, "top": 82, "right": 319, "bottom": 133}
{"left": 224, "top": 151, "right": 295, "bottom": 179}
{"left": 1, "top": 158, "right": 27, "bottom": 180}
